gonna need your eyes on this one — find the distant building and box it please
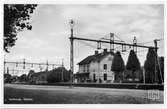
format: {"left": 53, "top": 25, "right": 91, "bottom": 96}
{"left": 75, "top": 49, "right": 115, "bottom": 83}
{"left": 28, "top": 67, "right": 70, "bottom": 84}
{"left": 28, "top": 71, "right": 48, "bottom": 84}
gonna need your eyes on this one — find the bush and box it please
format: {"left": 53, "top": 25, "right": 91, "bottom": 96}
{"left": 4, "top": 73, "right": 12, "bottom": 83}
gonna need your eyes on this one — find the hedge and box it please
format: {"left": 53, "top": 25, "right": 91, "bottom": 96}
{"left": 31, "top": 83, "right": 164, "bottom": 90}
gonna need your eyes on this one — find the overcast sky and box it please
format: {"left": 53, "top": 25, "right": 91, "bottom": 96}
{"left": 5, "top": 4, "right": 164, "bottom": 75}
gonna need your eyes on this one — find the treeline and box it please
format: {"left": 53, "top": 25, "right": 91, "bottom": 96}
{"left": 46, "top": 67, "right": 71, "bottom": 83}
{"left": 4, "top": 73, "right": 27, "bottom": 83}
{"left": 27, "top": 67, "right": 71, "bottom": 83}
{"left": 111, "top": 49, "right": 164, "bottom": 84}
{"left": 4, "top": 67, "right": 71, "bottom": 83}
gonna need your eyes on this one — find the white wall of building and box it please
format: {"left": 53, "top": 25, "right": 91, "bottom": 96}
{"left": 89, "top": 53, "right": 115, "bottom": 83}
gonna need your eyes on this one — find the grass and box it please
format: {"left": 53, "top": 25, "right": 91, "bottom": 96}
{"left": 4, "top": 84, "right": 163, "bottom": 104}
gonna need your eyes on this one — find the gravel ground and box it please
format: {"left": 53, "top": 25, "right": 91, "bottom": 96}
{"left": 4, "top": 84, "right": 163, "bottom": 104}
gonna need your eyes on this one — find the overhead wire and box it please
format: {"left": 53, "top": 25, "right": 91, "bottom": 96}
{"left": 74, "top": 33, "right": 163, "bottom": 60}
{"left": 114, "top": 34, "right": 125, "bottom": 42}
{"left": 74, "top": 33, "right": 109, "bottom": 39}
{"left": 76, "top": 40, "right": 97, "bottom": 49}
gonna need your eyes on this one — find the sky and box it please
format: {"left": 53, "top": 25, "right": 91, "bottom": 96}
{"left": 5, "top": 4, "right": 164, "bottom": 75}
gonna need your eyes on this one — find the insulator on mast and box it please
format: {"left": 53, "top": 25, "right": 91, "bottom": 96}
{"left": 133, "top": 36, "right": 137, "bottom": 53}
{"left": 97, "top": 41, "right": 101, "bottom": 49}
{"left": 122, "top": 44, "right": 126, "bottom": 52}
{"left": 16, "top": 62, "right": 18, "bottom": 67}
{"left": 23, "top": 59, "right": 25, "bottom": 69}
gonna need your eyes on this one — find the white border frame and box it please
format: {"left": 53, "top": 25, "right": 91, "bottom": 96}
{"left": 0, "top": 0, "right": 166, "bottom": 109}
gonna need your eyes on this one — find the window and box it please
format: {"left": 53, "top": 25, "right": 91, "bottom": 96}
{"left": 104, "top": 74, "right": 107, "bottom": 80}
{"left": 83, "top": 65, "right": 85, "bottom": 72}
{"left": 93, "top": 74, "right": 96, "bottom": 81}
{"left": 103, "top": 64, "right": 107, "bottom": 70}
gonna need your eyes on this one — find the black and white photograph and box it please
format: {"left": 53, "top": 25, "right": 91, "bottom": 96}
{"left": 1, "top": 0, "right": 166, "bottom": 107}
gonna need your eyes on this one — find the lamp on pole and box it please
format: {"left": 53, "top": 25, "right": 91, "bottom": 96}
{"left": 69, "top": 19, "right": 75, "bottom": 87}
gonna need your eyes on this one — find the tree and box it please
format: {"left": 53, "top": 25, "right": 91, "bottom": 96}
{"left": 27, "top": 70, "right": 35, "bottom": 81}
{"left": 126, "top": 50, "right": 141, "bottom": 81}
{"left": 4, "top": 4, "right": 37, "bottom": 52}
{"left": 144, "top": 48, "right": 161, "bottom": 83}
{"left": 19, "top": 74, "right": 28, "bottom": 82}
{"left": 47, "top": 67, "right": 70, "bottom": 83}
{"left": 158, "top": 57, "right": 164, "bottom": 83}
{"left": 111, "top": 51, "right": 125, "bottom": 82}
{"left": 4, "top": 73, "right": 12, "bottom": 83}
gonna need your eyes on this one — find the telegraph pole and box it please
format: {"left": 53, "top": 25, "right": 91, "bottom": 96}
{"left": 61, "top": 58, "right": 64, "bottom": 82}
{"left": 46, "top": 60, "right": 49, "bottom": 71}
{"left": 154, "top": 39, "right": 158, "bottom": 53}
{"left": 23, "top": 59, "right": 25, "bottom": 69}
{"left": 154, "top": 39, "right": 158, "bottom": 83}
{"left": 143, "top": 68, "right": 145, "bottom": 84}
{"left": 7, "top": 67, "right": 9, "bottom": 74}
{"left": 154, "top": 39, "right": 163, "bottom": 83}
{"left": 69, "top": 19, "right": 74, "bottom": 87}
{"left": 4, "top": 59, "right": 6, "bottom": 74}
{"left": 110, "top": 33, "right": 114, "bottom": 52}
{"left": 133, "top": 36, "right": 137, "bottom": 53}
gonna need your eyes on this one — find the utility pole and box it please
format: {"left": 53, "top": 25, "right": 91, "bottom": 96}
{"left": 39, "top": 64, "right": 42, "bottom": 72}
{"left": 154, "top": 39, "right": 159, "bottom": 53}
{"left": 4, "top": 59, "right": 6, "bottom": 74}
{"left": 133, "top": 36, "right": 137, "bottom": 53}
{"left": 69, "top": 19, "right": 75, "bottom": 87}
{"left": 7, "top": 67, "right": 9, "bottom": 74}
{"left": 61, "top": 58, "right": 64, "bottom": 82}
{"left": 154, "top": 39, "right": 158, "bottom": 83}
{"left": 143, "top": 67, "right": 145, "bottom": 84}
{"left": 97, "top": 41, "right": 101, "bottom": 50}
{"left": 12, "top": 68, "right": 14, "bottom": 75}
{"left": 154, "top": 39, "right": 163, "bottom": 84}
{"left": 46, "top": 60, "right": 48, "bottom": 71}
{"left": 23, "top": 59, "right": 25, "bottom": 69}
{"left": 110, "top": 33, "right": 114, "bottom": 52}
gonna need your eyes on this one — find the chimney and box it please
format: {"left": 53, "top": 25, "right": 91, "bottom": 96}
{"left": 103, "top": 49, "right": 107, "bottom": 53}
{"left": 95, "top": 50, "right": 98, "bottom": 55}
